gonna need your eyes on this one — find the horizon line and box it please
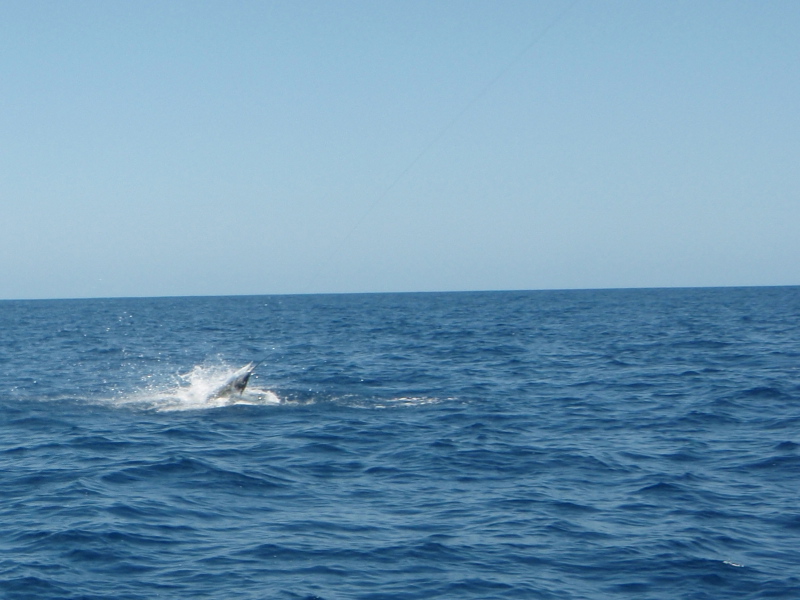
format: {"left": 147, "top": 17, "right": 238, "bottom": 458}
{"left": 2, "top": 283, "right": 798, "bottom": 303}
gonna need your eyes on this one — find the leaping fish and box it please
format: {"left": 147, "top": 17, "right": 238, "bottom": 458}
{"left": 208, "top": 362, "right": 256, "bottom": 400}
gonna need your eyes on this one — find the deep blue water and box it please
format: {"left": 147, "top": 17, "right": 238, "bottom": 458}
{"left": 1, "top": 287, "right": 799, "bottom": 600}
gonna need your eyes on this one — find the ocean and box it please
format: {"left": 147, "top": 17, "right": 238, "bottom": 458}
{"left": 1, "top": 287, "right": 798, "bottom": 599}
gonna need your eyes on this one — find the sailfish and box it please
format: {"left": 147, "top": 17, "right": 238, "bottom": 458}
{"left": 208, "top": 362, "right": 257, "bottom": 400}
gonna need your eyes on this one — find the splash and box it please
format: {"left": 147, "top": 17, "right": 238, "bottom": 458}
{"left": 373, "top": 396, "right": 444, "bottom": 408}
{"left": 115, "top": 363, "right": 280, "bottom": 412}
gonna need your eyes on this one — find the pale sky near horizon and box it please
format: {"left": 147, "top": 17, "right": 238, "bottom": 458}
{"left": 1, "top": 1, "right": 798, "bottom": 300}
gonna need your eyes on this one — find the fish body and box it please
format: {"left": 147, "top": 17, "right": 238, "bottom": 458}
{"left": 208, "top": 362, "right": 256, "bottom": 400}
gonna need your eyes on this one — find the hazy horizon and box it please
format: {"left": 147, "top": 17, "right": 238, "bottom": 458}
{"left": 4, "top": 283, "right": 800, "bottom": 304}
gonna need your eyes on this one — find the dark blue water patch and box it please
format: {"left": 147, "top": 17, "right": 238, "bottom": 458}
{"left": 775, "top": 440, "right": 799, "bottom": 451}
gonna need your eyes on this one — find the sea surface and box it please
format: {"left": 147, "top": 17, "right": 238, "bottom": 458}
{"left": 1, "top": 287, "right": 799, "bottom": 600}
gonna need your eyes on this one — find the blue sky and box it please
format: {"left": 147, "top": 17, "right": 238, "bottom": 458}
{"left": 1, "top": 0, "right": 798, "bottom": 299}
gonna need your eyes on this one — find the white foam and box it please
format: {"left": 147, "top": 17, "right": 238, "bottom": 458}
{"left": 111, "top": 364, "right": 281, "bottom": 412}
{"left": 372, "top": 396, "right": 444, "bottom": 409}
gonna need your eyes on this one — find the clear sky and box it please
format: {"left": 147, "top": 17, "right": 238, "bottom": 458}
{"left": 1, "top": 1, "right": 798, "bottom": 300}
